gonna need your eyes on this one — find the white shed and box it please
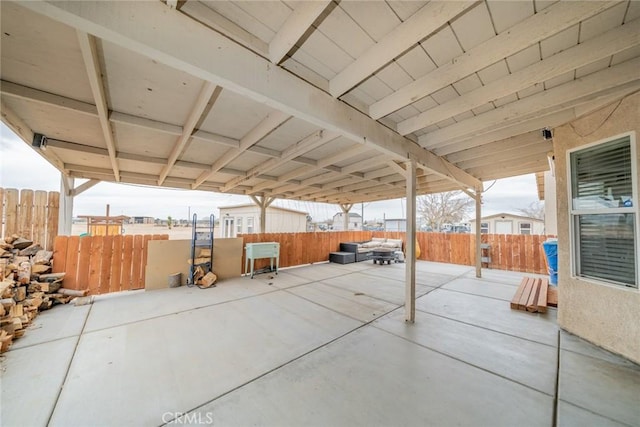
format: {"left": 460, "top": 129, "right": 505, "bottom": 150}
{"left": 219, "top": 204, "right": 308, "bottom": 238}
{"left": 470, "top": 213, "right": 545, "bottom": 235}
{"left": 332, "top": 212, "right": 362, "bottom": 231}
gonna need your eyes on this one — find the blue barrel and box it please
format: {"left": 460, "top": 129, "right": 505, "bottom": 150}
{"left": 542, "top": 240, "right": 558, "bottom": 285}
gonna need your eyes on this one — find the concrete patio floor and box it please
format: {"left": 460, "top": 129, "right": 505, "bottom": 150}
{"left": 1, "top": 260, "right": 638, "bottom": 427}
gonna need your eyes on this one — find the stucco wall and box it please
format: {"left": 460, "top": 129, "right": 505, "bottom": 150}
{"left": 554, "top": 92, "right": 639, "bottom": 363}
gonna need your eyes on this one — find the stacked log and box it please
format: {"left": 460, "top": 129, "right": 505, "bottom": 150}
{"left": 0, "top": 234, "right": 86, "bottom": 353}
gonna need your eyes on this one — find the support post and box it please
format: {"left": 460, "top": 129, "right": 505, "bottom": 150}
{"left": 59, "top": 175, "right": 74, "bottom": 235}
{"left": 340, "top": 203, "right": 353, "bottom": 231}
{"left": 250, "top": 195, "right": 275, "bottom": 233}
{"left": 475, "top": 189, "right": 482, "bottom": 278}
{"left": 405, "top": 160, "right": 416, "bottom": 323}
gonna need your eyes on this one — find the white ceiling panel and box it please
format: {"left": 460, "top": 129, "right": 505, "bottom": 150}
{"left": 517, "top": 83, "right": 544, "bottom": 100}
{"left": 340, "top": 1, "right": 399, "bottom": 41}
{"left": 395, "top": 45, "right": 437, "bottom": 80}
{"left": 472, "top": 103, "right": 496, "bottom": 115}
{"left": 292, "top": 30, "right": 353, "bottom": 74}
{"left": 580, "top": 2, "right": 627, "bottom": 42}
{"left": 232, "top": 1, "right": 291, "bottom": 34}
{"left": 626, "top": 0, "right": 640, "bottom": 22}
{"left": 112, "top": 123, "right": 176, "bottom": 159}
{"left": 375, "top": 62, "right": 414, "bottom": 92}
{"left": 544, "top": 71, "right": 575, "bottom": 90}
{"left": 540, "top": 24, "right": 579, "bottom": 58}
{"left": 487, "top": 0, "right": 535, "bottom": 34}
{"left": 0, "top": 2, "right": 94, "bottom": 104}
{"left": 452, "top": 74, "right": 484, "bottom": 95}
{"left": 611, "top": 45, "right": 640, "bottom": 65}
{"left": 493, "top": 93, "right": 519, "bottom": 108}
{"left": 575, "top": 57, "right": 612, "bottom": 79}
{"left": 450, "top": 2, "right": 496, "bottom": 51}
{"left": 180, "top": 138, "right": 233, "bottom": 166}
{"left": 257, "top": 118, "right": 320, "bottom": 152}
{"left": 412, "top": 96, "right": 439, "bottom": 113}
{"left": 198, "top": 90, "right": 277, "bottom": 140}
{"left": 200, "top": 1, "right": 275, "bottom": 43}
{"left": 385, "top": 1, "right": 428, "bottom": 21}
{"left": 507, "top": 44, "right": 540, "bottom": 73}
{"left": 316, "top": 5, "right": 373, "bottom": 59}
{"left": 475, "top": 60, "right": 509, "bottom": 86}
{"left": 421, "top": 25, "right": 463, "bottom": 67}
{"left": 100, "top": 41, "right": 205, "bottom": 126}
{"left": 431, "top": 86, "right": 459, "bottom": 105}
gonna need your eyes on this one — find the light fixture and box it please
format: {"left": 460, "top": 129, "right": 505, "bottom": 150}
{"left": 541, "top": 128, "right": 553, "bottom": 140}
{"left": 32, "top": 133, "right": 48, "bottom": 150}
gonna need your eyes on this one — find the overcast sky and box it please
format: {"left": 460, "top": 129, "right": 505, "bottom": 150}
{"left": 0, "top": 123, "right": 541, "bottom": 223}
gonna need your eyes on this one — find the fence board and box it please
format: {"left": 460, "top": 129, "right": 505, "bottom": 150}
{"left": 63, "top": 236, "right": 81, "bottom": 290}
{"left": 4, "top": 189, "right": 18, "bottom": 237}
{"left": 131, "top": 235, "right": 143, "bottom": 289}
{"left": 88, "top": 236, "right": 104, "bottom": 295}
{"left": 76, "top": 236, "right": 92, "bottom": 290}
{"left": 34, "top": 191, "right": 47, "bottom": 245}
{"left": 52, "top": 236, "right": 68, "bottom": 274}
{"left": 141, "top": 235, "right": 152, "bottom": 288}
{"left": 99, "top": 235, "right": 113, "bottom": 294}
{"left": 19, "top": 189, "right": 34, "bottom": 238}
{"left": 121, "top": 235, "right": 134, "bottom": 291}
{"left": 46, "top": 192, "right": 60, "bottom": 249}
{"left": 109, "top": 235, "right": 123, "bottom": 293}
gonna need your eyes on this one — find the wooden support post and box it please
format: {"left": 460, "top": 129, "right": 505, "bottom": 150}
{"left": 475, "top": 189, "right": 482, "bottom": 278}
{"left": 59, "top": 175, "right": 74, "bottom": 235}
{"left": 340, "top": 203, "right": 353, "bottom": 231}
{"left": 405, "top": 160, "right": 416, "bottom": 323}
{"left": 250, "top": 195, "right": 276, "bottom": 233}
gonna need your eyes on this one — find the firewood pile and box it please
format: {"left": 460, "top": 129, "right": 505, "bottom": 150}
{"left": 0, "top": 235, "right": 87, "bottom": 354}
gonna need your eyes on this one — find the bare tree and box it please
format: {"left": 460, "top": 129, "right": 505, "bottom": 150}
{"left": 418, "top": 191, "right": 473, "bottom": 231}
{"left": 516, "top": 201, "right": 545, "bottom": 220}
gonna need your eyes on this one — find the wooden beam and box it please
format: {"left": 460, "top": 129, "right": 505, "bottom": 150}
{"left": 329, "top": 1, "right": 475, "bottom": 97}
{"left": 421, "top": 59, "right": 640, "bottom": 148}
{"left": 369, "top": 1, "right": 617, "bottom": 119}
{"left": 180, "top": 1, "right": 268, "bottom": 56}
{"left": 70, "top": 179, "right": 100, "bottom": 197}
{"left": 158, "top": 82, "right": 220, "bottom": 185}
{"left": 269, "top": 1, "right": 332, "bottom": 64}
{"left": 23, "top": 1, "right": 481, "bottom": 191}
{"left": 192, "top": 111, "right": 291, "bottom": 189}
{"left": 221, "top": 130, "right": 339, "bottom": 192}
{"left": 398, "top": 19, "right": 640, "bottom": 135}
{"left": 77, "top": 31, "right": 120, "bottom": 181}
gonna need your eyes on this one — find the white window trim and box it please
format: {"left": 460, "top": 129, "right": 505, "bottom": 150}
{"left": 566, "top": 131, "right": 639, "bottom": 290}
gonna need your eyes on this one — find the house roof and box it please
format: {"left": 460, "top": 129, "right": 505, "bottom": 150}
{"left": 220, "top": 204, "right": 308, "bottom": 216}
{"left": 471, "top": 213, "right": 544, "bottom": 223}
{"left": 333, "top": 212, "right": 362, "bottom": 219}
{"left": 2, "top": 1, "right": 638, "bottom": 206}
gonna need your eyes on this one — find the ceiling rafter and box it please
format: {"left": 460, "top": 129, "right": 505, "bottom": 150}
{"left": 193, "top": 111, "right": 291, "bottom": 189}
{"left": 330, "top": 1, "right": 476, "bottom": 98}
{"left": 76, "top": 30, "right": 121, "bottom": 181}
{"left": 420, "top": 59, "right": 640, "bottom": 148}
{"left": 158, "top": 82, "right": 221, "bottom": 185}
{"left": 269, "top": 1, "right": 332, "bottom": 64}
{"left": 398, "top": 19, "right": 640, "bottom": 135}
{"left": 22, "top": 0, "right": 481, "bottom": 193}
{"left": 369, "top": 1, "right": 617, "bottom": 120}
{"left": 221, "top": 129, "right": 340, "bottom": 192}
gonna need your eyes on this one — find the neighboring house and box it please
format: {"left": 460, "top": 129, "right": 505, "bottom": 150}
{"left": 219, "top": 204, "right": 308, "bottom": 238}
{"left": 130, "top": 216, "right": 155, "bottom": 224}
{"left": 384, "top": 218, "right": 406, "bottom": 232}
{"left": 332, "top": 212, "right": 363, "bottom": 231}
{"left": 470, "top": 213, "right": 545, "bottom": 235}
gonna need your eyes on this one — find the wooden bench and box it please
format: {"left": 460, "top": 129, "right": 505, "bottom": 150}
{"left": 510, "top": 277, "right": 551, "bottom": 313}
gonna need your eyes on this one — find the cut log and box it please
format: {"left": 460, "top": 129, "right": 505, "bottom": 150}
{"left": 38, "top": 273, "right": 66, "bottom": 282}
{"left": 58, "top": 288, "right": 89, "bottom": 297}
{"left": 13, "top": 286, "right": 26, "bottom": 302}
{"left": 9, "top": 303, "right": 24, "bottom": 317}
{"left": 198, "top": 248, "right": 212, "bottom": 258}
{"left": 187, "top": 257, "right": 211, "bottom": 265}
{"left": 198, "top": 272, "right": 217, "bottom": 288}
{"left": 33, "top": 250, "right": 53, "bottom": 264}
{"left": 17, "top": 262, "right": 31, "bottom": 284}
{"left": 12, "top": 238, "right": 33, "bottom": 250}
{"left": 18, "top": 244, "right": 42, "bottom": 257}
{"left": 31, "top": 264, "right": 51, "bottom": 274}
{"left": 0, "top": 298, "right": 16, "bottom": 309}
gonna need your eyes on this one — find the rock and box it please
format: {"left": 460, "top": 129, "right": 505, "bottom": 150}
{"left": 18, "top": 244, "right": 42, "bottom": 257}
{"left": 12, "top": 238, "right": 33, "bottom": 250}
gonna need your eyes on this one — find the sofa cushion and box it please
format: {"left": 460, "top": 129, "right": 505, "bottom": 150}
{"left": 386, "top": 238, "right": 403, "bottom": 247}
{"left": 371, "top": 237, "right": 386, "bottom": 242}
{"left": 361, "top": 241, "right": 379, "bottom": 248}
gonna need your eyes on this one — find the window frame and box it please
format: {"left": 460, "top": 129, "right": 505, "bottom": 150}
{"left": 567, "top": 131, "right": 639, "bottom": 289}
{"left": 246, "top": 217, "right": 254, "bottom": 234}
{"left": 519, "top": 222, "right": 532, "bottom": 235}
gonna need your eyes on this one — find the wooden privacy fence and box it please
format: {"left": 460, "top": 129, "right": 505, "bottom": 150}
{"left": 0, "top": 188, "right": 60, "bottom": 250}
{"left": 241, "top": 231, "right": 553, "bottom": 275}
{"left": 52, "top": 234, "right": 168, "bottom": 295}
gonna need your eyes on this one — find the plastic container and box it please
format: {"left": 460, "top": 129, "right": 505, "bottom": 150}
{"left": 542, "top": 239, "right": 558, "bottom": 286}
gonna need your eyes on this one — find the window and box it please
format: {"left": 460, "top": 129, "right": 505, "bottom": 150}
{"left": 236, "top": 217, "right": 243, "bottom": 235}
{"left": 569, "top": 133, "right": 638, "bottom": 288}
{"left": 480, "top": 222, "right": 489, "bottom": 234}
{"left": 519, "top": 223, "right": 532, "bottom": 235}
{"left": 246, "top": 217, "right": 254, "bottom": 234}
